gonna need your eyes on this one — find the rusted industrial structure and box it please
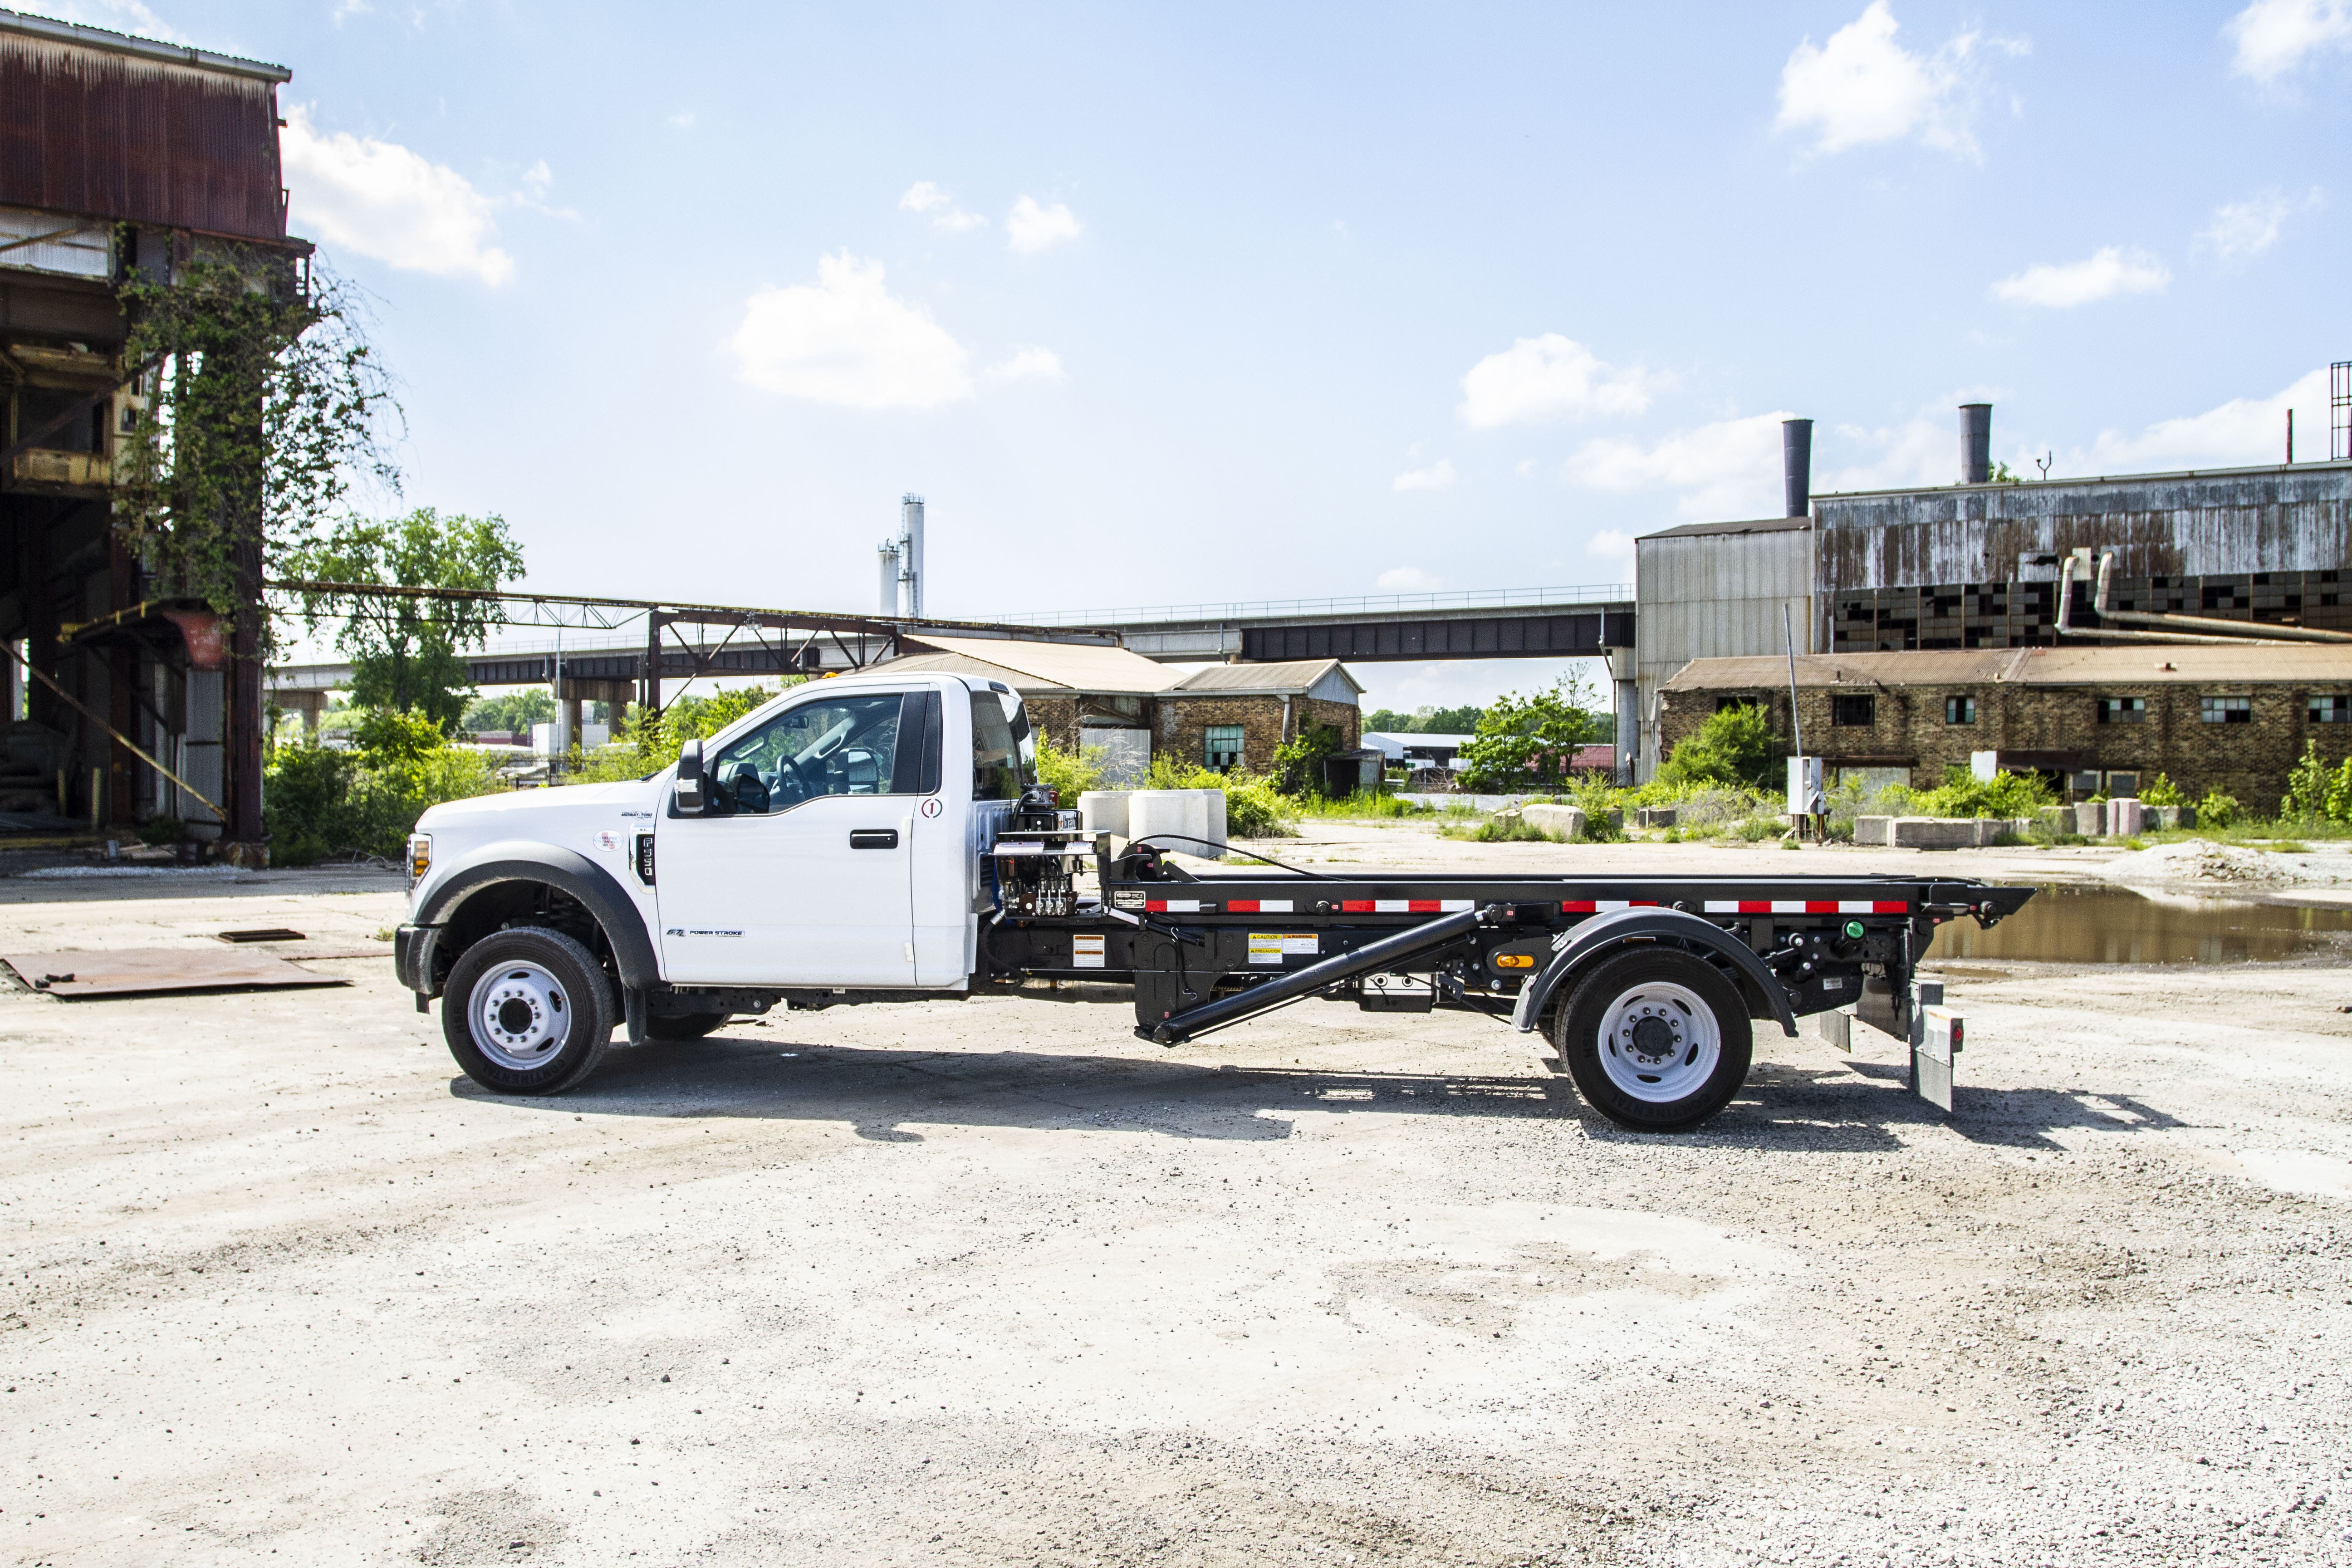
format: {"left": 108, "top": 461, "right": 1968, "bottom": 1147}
{"left": 1629, "top": 392, "right": 2352, "bottom": 784}
{"left": 0, "top": 12, "right": 301, "bottom": 844}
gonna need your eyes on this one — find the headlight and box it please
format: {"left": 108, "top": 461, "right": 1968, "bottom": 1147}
{"left": 406, "top": 833, "right": 432, "bottom": 889}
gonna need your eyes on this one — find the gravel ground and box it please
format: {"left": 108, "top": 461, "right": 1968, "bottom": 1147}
{"left": 2, "top": 838, "right": 2348, "bottom": 1566}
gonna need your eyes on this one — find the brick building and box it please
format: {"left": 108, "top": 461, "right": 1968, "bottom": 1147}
{"left": 1658, "top": 645, "right": 2352, "bottom": 811}
{"left": 882, "top": 634, "right": 1360, "bottom": 784}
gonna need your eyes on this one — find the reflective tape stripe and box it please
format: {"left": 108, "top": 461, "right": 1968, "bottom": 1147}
{"left": 1703, "top": 901, "right": 1740, "bottom": 913}
{"left": 1340, "top": 900, "right": 1376, "bottom": 912}
{"left": 1144, "top": 899, "right": 1205, "bottom": 913}
{"left": 1438, "top": 899, "right": 1473, "bottom": 911}
{"left": 1562, "top": 899, "right": 1661, "bottom": 913}
{"left": 1226, "top": 899, "right": 1294, "bottom": 914}
{"left": 1874, "top": 900, "right": 1910, "bottom": 913}
{"left": 1374, "top": 900, "right": 1409, "bottom": 912}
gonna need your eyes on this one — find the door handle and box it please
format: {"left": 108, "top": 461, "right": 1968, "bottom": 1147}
{"left": 849, "top": 829, "right": 900, "bottom": 849}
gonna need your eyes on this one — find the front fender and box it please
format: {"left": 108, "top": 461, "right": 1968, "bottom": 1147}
{"left": 1509, "top": 906, "right": 1798, "bottom": 1038}
{"left": 410, "top": 840, "right": 660, "bottom": 995}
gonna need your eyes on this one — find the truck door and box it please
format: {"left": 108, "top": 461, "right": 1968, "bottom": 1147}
{"left": 656, "top": 689, "right": 928, "bottom": 986}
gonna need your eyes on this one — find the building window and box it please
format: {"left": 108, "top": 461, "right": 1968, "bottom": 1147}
{"left": 2312, "top": 695, "right": 2351, "bottom": 723}
{"left": 1945, "top": 695, "right": 1976, "bottom": 725}
{"left": 1203, "top": 724, "right": 1245, "bottom": 771}
{"left": 2096, "top": 696, "right": 2146, "bottom": 725}
{"left": 1831, "top": 694, "right": 1875, "bottom": 727}
{"left": 2200, "top": 696, "right": 2252, "bottom": 724}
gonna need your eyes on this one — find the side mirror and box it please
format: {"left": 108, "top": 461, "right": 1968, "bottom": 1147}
{"left": 675, "top": 738, "right": 705, "bottom": 815}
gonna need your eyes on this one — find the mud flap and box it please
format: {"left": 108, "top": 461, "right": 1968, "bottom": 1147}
{"left": 1907, "top": 979, "right": 1957, "bottom": 1114}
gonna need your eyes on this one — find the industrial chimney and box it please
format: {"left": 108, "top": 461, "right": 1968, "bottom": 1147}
{"left": 1959, "top": 403, "right": 1992, "bottom": 485}
{"left": 899, "top": 494, "right": 926, "bottom": 619}
{"left": 1781, "top": 418, "right": 1813, "bottom": 518}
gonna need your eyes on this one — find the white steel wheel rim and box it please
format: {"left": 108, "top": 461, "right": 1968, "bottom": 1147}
{"left": 1596, "top": 980, "right": 1720, "bottom": 1103}
{"left": 473, "top": 962, "right": 573, "bottom": 1072}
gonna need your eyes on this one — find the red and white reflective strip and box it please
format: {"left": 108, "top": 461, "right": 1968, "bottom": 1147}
{"left": 1224, "top": 899, "right": 1293, "bottom": 914}
{"left": 1143, "top": 899, "right": 1210, "bottom": 913}
{"left": 1559, "top": 899, "right": 1661, "bottom": 913}
{"left": 1701, "top": 899, "right": 1911, "bottom": 914}
{"left": 1337, "top": 899, "right": 1476, "bottom": 913}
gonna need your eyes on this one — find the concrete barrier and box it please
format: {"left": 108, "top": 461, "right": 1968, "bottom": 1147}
{"left": 1078, "top": 790, "right": 1130, "bottom": 838}
{"left": 1521, "top": 804, "right": 1586, "bottom": 839}
{"left": 2074, "top": 800, "right": 2107, "bottom": 837}
{"left": 2036, "top": 805, "right": 2073, "bottom": 837}
{"left": 2106, "top": 797, "right": 2144, "bottom": 836}
{"left": 1637, "top": 806, "right": 1677, "bottom": 828}
{"left": 2152, "top": 804, "right": 2195, "bottom": 830}
{"left": 1890, "top": 817, "right": 1979, "bottom": 850}
{"left": 1852, "top": 815, "right": 1894, "bottom": 846}
{"left": 1123, "top": 790, "right": 1227, "bottom": 858}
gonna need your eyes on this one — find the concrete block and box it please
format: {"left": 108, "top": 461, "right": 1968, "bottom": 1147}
{"left": 1637, "top": 806, "right": 1677, "bottom": 828}
{"left": 2152, "top": 804, "right": 2195, "bottom": 830}
{"left": 1890, "top": 817, "right": 1979, "bottom": 850}
{"left": 1852, "top": 815, "right": 1894, "bottom": 847}
{"left": 2074, "top": 800, "right": 2107, "bottom": 837}
{"left": 1521, "top": 804, "right": 1586, "bottom": 839}
{"left": 1127, "top": 790, "right": 1226, "bottom": 858}
{"left": 2106, "top": 798, "right": 2144, "bottom": 836}
{"left": 1970, "top": 817, "right": 2030, "bottom": 847}
{"left": 2035, "top": 805, "right": 2073, "bottom": 836}
{"left": 1078, "top": 790, "right": 1130, "bottom": 838}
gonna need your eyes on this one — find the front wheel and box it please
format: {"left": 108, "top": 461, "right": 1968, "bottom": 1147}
{"left": 1551, "top": 948, "right": 1754, "bottom": 1132}
{"left": 442, "top": 927, "right": 615, "bottom": 1095}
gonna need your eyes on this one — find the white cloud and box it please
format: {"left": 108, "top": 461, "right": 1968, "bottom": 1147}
{"left": 1375, "top": 567, "right": 1446, "bottom": 591}
{"left": 2226, "top": 0, "right": 2352, "bottom": 80}
{"left": 2199, "top": 188, "right": 2324, "bottom": 261}
{"left": 1006, "top": 196, "right": 1082, "bottom": 253}
{"left": 2053, "top": 369, "right": 2330, "bottom": 474}
{"left": 1563, "top": 412, "right": 1793, "bottom": 519}
{"left": 729, "top": 252, "right": 973, "bottom": 410}
{"left": 38, "top": 1, "right": 177, "bottom": 39}
{"left": 668, "top": 112, "right": 696, "bottom": 131}
{"left": 1457, "top": 335, "right": 1656, "bottom": 429}
{"left": 1817, "top": 412, "right": 1963, "bottom": 492}
{"left": 1775, "top": 2, "right": 2024, "bottom": 159}
{"left": 987, "top": 346, "right": 1064, "bottom": 384}
{"left": 1586, "top": 530, "right": 1636, "bottom": 573}
{"left": 1514, "top": 459, "right": 1537, "bottom": 477}
{"left": 900, "top": 181, "right": 987, "bottom": 233}
{"left": 1990, "top": 246, "right": 2169, "bottom": 308}
{"left": 280, "top": 105, "right": 513, "bottom": 285}
{"left": 1392, "top": 459, "right": 1457, "bottom": 493}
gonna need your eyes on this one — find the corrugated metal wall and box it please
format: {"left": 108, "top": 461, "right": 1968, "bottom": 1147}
{"left": 0, "top": 33, "right": 285, "bottom": 240}
{"left": 1632, "top": 526, "right": 1814, "bottom": 780}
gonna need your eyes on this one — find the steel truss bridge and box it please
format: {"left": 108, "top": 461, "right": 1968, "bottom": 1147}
{"left": 262, "top": 580, "right": 1634, "bottom": 713}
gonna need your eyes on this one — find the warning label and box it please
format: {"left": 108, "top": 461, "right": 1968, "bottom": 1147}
{"left": 1071, "top": 934, "right": 1105, "bottom": 969}
{"left": 1247, "top": 933, "right": 1319, "bottom": 965}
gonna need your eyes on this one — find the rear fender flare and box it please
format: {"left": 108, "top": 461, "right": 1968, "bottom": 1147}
{"left": 1509, "top": 906, "right": 1797, "bottom": 1038}
{"left": 412, "top": 843, "right": 659, "bottom": 996}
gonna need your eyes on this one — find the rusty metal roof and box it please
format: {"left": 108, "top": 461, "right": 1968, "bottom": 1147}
{"left": 0, "top": 10, "right": 290, "bottom": 242}
{"left": 1663, "top": 645, "right": 2352, "bottom": 691}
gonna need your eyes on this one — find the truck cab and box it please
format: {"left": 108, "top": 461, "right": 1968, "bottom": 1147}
{"left": 395, "top": 672, "right": 1031, "bottom": 1094}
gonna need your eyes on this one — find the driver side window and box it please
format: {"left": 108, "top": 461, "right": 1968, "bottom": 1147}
{"left": 707, "top": 692, "right": 902, "bottom": 814}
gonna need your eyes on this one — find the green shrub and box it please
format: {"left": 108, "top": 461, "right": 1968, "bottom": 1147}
{"left": 264, "top": 717, "right": 506, "bottom": 866}
{"left": 1470, "top": 815, "right": 1555, "bottom": 843}
{"left": 2138, "top": 772, "right": 2184, "bottom": 808}
{"left": 1736, "top": 815, "right": 1781, "bottom": 842}
{"left": 138, "top": 813, "right": 185, "bottom": 847}
{"left": 2195, "top": 789, "right": 2241, "bottom": 829}
{"left": 1657, "top": 704, "right": 1786, "bottom": 790}
{"left": 1034, "top": 735, "right": 1107, "bottom": 801}
{"left": 1906, "top": 765, "right": 2054, "bottom": 819}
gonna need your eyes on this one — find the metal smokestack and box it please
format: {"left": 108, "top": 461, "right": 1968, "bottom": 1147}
{"left": 899, "top": 494, "right": 925, "bottom": 619}
{"left": 1959, "top": 403, "right": 1992, "bottom": 485}
{"left": 877, "top": 541, "right": 901, "bottom": 616}
{"left": 1781, "top": 418, "right": 1813, "bottom": 518}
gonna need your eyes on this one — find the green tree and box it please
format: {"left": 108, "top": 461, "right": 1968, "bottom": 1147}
{"left": 1657, "top": 703, "right": 1787, "bottom": 791}
{"left": 1455, "top": 673, "right": 1605, "bottom": 791}
{"left": 1365, "top": 703, "right": 1486, "bottom": 735}
{"left": 288, "top": 508, "right": 526, "bottom": 731}
{"left": 462, "top": 689, "right": 558, "bottom": 735}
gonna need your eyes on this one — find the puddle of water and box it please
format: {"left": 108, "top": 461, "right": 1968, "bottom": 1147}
{"left": 1927, "top": 882, "right": 2352, "bottom": 965}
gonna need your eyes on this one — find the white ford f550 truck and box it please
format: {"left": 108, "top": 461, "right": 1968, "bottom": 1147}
{"left": 396, "top": 671, "right": 2031, "bottom": 1131}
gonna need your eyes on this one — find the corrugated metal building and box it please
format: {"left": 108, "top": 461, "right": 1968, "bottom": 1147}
{"left": 1632, "top": 515, "right": 1813, "bottom": 780}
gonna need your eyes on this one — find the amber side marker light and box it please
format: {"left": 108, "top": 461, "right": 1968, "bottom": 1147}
{"left": 1494, "top": 953, "right": 1537, "bottom": 969}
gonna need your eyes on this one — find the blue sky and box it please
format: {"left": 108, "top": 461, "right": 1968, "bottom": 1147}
{"left": 41, "top": 0, "right": 2352, "bottom": 710}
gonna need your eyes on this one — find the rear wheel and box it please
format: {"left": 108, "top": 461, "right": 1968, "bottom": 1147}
{"left": 442, "top": 927, "right": 613, "bottom": 1095}
{"left": 645, "top": 1011, "right": 730, "bottom": 1042}
{"left": 1551, "top": 948, "right": 1753, "bottom": 1132}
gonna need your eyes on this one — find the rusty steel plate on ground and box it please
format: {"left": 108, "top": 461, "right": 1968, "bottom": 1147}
{"left": 216, "top": 927, "right": 306, "bottom": 943}
{"left": 2, "top": 948, "right": 350, "bottom": 999}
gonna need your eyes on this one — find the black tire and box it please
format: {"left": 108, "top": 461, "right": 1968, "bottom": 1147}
{"left": 1550, "top": 947, "right": 1753, "bottom": 1132}
{"left": 644, "top": 1011, "right": 730, "bottom": 1042}
{"left": 441, "top": 926, "right": 614, "bottom": 1095}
